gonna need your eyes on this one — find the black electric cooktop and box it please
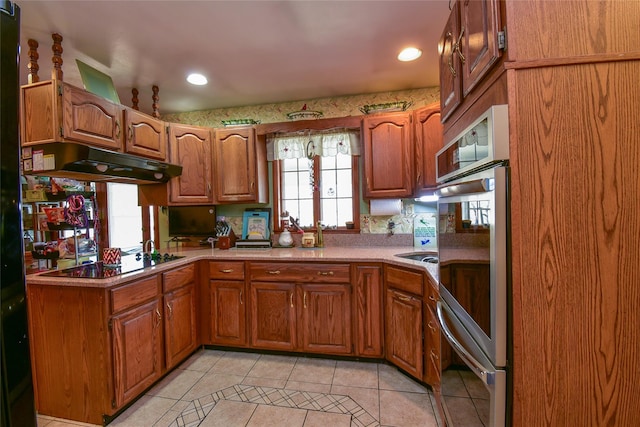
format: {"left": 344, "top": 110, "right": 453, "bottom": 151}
{"left": 40, "top": 253, "right": 185, "bottom": 279}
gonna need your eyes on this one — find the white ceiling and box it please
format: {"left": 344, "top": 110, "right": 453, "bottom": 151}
{"left": 17, "top": 0, "right": 451, "bottom": 115}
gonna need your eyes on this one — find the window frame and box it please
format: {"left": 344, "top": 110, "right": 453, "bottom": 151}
{"left": 272, "top": 154, "right": 361, "bottom": 233}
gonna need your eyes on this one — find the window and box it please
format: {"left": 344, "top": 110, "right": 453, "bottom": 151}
{"left": 270, "top": 128, "right": 361, "bottom": 232}
{"left": 106, "top": 183, "right": 145, "bottom": 250}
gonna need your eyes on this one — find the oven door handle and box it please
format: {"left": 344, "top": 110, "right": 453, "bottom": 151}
{"left": 436, "top": 177, "right": 493, "bottom": 198}
{"left": 437, "top": 301, "right": 496, "bottom": 385}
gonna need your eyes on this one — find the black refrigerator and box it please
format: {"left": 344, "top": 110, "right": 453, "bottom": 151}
{"left": 1, "top": 1, "right": 37, "bottom": 426}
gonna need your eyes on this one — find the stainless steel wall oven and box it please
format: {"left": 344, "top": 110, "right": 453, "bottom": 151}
{"left": 435, "top": 105, "right": 509, "bottom": 426}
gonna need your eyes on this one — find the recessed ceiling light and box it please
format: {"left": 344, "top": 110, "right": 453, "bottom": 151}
{"left": 397, "top": 47, "right": 422, "bottom": 62}
{"left": 187, "top": 73, "right": 208, "bottom": 85}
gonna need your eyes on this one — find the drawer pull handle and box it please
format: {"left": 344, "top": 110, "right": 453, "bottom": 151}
{"left": 317, "top": 271, "right": 334, "bottom": 276}
{"left": 220, "top": 269, "right": 234, "bottom": 273}
{"left": 398, "top": 295, "right": 412, "bottom": 302}
{"left": 428, "top": 321, "right": 437, "bottom": 332}
{"left": 268, "top": 270, "right": 281, "bottom": 275}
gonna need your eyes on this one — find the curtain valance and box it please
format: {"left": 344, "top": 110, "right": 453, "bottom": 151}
{"left": 266, "top": 129, "right": 361, "bottom": 160}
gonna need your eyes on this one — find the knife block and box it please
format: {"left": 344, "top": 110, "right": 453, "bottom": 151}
{"left": 215, "top": 229, "right": 236, "bottom": 250}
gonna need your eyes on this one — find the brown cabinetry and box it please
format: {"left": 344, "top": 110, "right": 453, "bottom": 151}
{"left": 21, "top": 80, "right": 123, "bottom": 150}
{"left": 384, "top": 265, "right": 424, "bottom": 379}
{"left": 439, "top": 0, "right": 503, "bottom": 122}
{"left": 413, "top": 103, "right": 443, "bottom": 195}
{"left": 123, "top": 107, "right": 167, "bottom": 160}
{"left": 213, "top": 126, "right": 268, "bottom": 203}
{"left": 249, "top": 262, "right": 353, "bottom": 355}
{"left": 167, "top": 123, "right": 214, "bottom": 204}
{"left": 162, "top": 264, "right": 198, "bottom": 370}
{"left": 353, "top": 264, "right": 383, "bottom": 357}
{"left": 207, "top": 261, "right": 247, "bottom": 346}
{"left": 362, "top": 112, "right": 414, "bottom": 198}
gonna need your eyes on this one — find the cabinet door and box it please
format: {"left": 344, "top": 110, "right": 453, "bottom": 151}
{"left": 439, "top": 1, "right": 462, "bottom": 122}
{"left": 354, "top": 265, "right": 383, "bottom": 357}
{"left": 299, "top": 284, "right": 352, "bottom": 355}
{"left": 213, "top": 127, "right": 259, "bottom": 203}
{"left": 250, "top": 282, "right": 297, "bottom": 350}
{"left": 168, "top": 123, "right": 213, "bottom": 204}
{"left": 362, "top": 112, "right": 413, "bottom": 198}
{"left": 112, "top": 298, "right": 163, "bottom": 408}
{"left": 385, "top": 288, "right": 423, "bottom": 379}
{"left": 164, "top": 284, "right": 197, "bottom": 370}
{"left": 414, "top": 104, "right": 443, "bottom": 195}
{"left": 209, "top": 280, "right": 247, "bottom": 346}
{"left": 62, "top": 83, "right": 123, "bottom": 150}
{"left": 460, "top": 0, "right": 502, "bottom": 96}
{"left": 124, "top": 108, "right": 167, "bottom": 160}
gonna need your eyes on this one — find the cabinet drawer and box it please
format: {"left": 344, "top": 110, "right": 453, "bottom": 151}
{"left": 425, "top": 305, "right": 441, "bottom": 385}
{"left": 250, "top": 262, "right": 350, "bottom": 283}
{"left": 111, "top": 275, "right": 160, "bottom": 314}
{"left": 209, "top": 261, "right": 245, "bottom": 280}
{"left": 385, "top": 266, "right": 424, "bottom": 296}
{"left": 163, "top": 263, "right": 195, "bottom": 292}
{"left": 426, "top": 278, "right": 438, "bottom": 307}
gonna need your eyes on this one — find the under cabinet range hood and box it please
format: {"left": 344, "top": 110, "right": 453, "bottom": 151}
{"left": 22, "top": 143, "right": 182, "bottom": 184}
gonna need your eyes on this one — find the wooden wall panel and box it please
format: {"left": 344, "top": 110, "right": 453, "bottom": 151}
{"left": 509, "top": 60, "right": 640, "bottom": 426}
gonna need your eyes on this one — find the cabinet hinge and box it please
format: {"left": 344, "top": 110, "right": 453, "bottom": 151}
{"left": 498, "top": 27, "right": 507, "bottom": 51}
{"left": 57, "top": 84, "right": 63, "bottom": 96}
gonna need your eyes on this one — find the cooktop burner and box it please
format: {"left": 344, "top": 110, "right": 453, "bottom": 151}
{"left": 41, "top": 254, "right": 185, "bottom": 279}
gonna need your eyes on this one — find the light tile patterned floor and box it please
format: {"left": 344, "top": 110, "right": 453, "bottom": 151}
{"left": 37, "top": 349, "right": 442, "bottom": 427}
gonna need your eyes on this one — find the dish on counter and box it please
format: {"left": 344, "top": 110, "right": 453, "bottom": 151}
{"left": 359, "top": 101, "right": 412, "bottom": 115}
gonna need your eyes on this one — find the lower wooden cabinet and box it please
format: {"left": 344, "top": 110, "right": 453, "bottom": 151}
{"left": 353, "top": 264, "right": 383, "bottom": 357}
{"left": 207, "top": 261, "right": 247, "bottom": 346}
{"left": 385, "top": 288, "right": 424, "bottom": 379}
{"left": 112, "top": 297, "right": 164, "bottom": 408}
{"left": 164, "top": 284, "right": 197, "bottom": 369}
{"left": 248, "top": 262, "right": 353, "bottom": 355}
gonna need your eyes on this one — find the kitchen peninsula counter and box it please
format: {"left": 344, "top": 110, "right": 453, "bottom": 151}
{"left": 25, "top": 245, "right": 466, "bottom": 288}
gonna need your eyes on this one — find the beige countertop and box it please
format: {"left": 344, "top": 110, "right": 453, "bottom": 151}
{"left": 26, "top": 246, "right": 488, "bottom": 288}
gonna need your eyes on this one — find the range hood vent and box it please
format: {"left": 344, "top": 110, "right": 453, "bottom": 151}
{"left": 23, "top": 143, "right": 182, "bottom": 184}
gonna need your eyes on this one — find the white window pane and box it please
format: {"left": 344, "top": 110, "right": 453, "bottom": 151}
{"left": 336, "top": 198, "right": 353, "bottom": 225}
{"left": 298, "top": 199, "right": 315, "bottom": 228}
{"left": 298, "top": 171, "right": 313, "bottom": 198}
{"left": 336, "top": 169, "right": 352, "bottom": 197}
{"left": 107, "top": 183, "right": 143, "bottom": 250}
{"left": 321, "top": 156, "right": 336, "bottom": 170}
{"left": 282, "top": 171, "right": 300, "bottom": 199}
{"left": 321, "top": 170, "right": 337, "bottom": 198}
{"left": 335, "top": 152, "right": 351, "bottom": 168}
{"left": 283, "top": 158, "right": 299, "bottom": 171}
{"left": 322, "top": 198, "right": 337, "bottom": 228}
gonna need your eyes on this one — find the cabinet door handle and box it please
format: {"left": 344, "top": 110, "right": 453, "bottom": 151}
{"left": 115, "top": 119, "right": 121, "bottom": 139}
{"left": 455, "top": 26, "right": 466, "bottom": 63}
{"left": 398, "top": 294, "right": 413, "bottom": 302}
{"left": 317, "top": 271, "right": 334, "bottom": 276}
{"left": 220, "top": 269, "right": 234, "bottom": 273}
{"left": 428, "top": 294, "right": 436, "bottom": 302}
{"left": 289, "top": 292, "right": 294, "bottom": 308}
{"left": 239, "top": 290, "right": 243, "bottom": 305}
{"left": 303, "top": 291, "right": 307, "bottom": 308}
{"left": 167, "top": 301, "right": 173, "bottom": 319}
{"left": 155, "top": 308, "right": 162, "bottom": 328}
{"left": 446, "top": 32, "right": 457, "bottom": 77}
{"left": 267, "top": 270, "right": 281, "bottom": 275}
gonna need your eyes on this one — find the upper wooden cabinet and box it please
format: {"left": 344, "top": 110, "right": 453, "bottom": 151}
{"left": 123, "top": 107, "right": 167, "bottom": 161}
{"left": 439, "top": 0, "right": 503, "bottom": 122}
{"left": 167, "top": 123, "right": 214, "bottom": 204}
{"left": 213, "top": 126, "right": 268, "bottom": 204}
{"left": 21, "top": 80, "right": 123, "bottom": 150}
{"left": 362, "top": 112, "right": 413, "bottom": 198}
{"left": 414, "top": 104, "right": 443, "bottom": 195}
